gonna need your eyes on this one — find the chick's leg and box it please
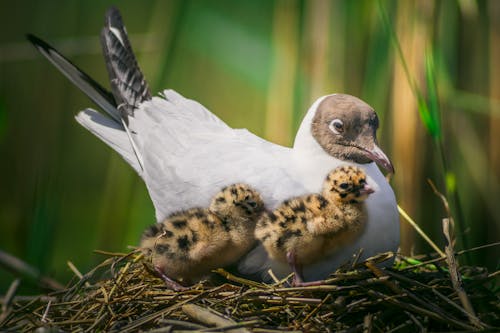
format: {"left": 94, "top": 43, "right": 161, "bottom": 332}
{"left": 286, "top": 250, "right": 305, "bottom": 286}
{"left": 286, "top": 251, "right": 326, "bottom": 287}
{"left": 154, "top": 266, "right": 188, "bottom": 292}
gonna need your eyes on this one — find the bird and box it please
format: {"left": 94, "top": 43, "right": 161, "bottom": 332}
{"left": 255, "top": 165, "right": 374, "bottom": 286}
{"left": 140, "top": 183, "right": 264, "bottom": 291}
{"left": 27, "top": 6, "right": 399, "bottom": 283}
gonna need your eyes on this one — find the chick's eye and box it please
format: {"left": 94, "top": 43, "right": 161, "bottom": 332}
{"left": 329, "top": 119, "right": 344, "bottom": 134}
{"left": 247, "top": 201, "right": 258, "bottom": 208}
{"left": 339, "top": 183, "right": 349, "bottom": 189}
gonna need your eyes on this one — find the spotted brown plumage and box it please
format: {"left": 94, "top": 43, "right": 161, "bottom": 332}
{"left": 140, "top": 183, "right": 264, "bottom": 290}
{"left": 255, "top": 165, "right": 374, "bottom": 286}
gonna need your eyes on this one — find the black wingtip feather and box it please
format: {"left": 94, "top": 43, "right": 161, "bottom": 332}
{"left": 105, "top": 6, "right": 125, "bottom": 32}
{"left": 26, "top": 6, "right": 152, "bottom": 124}
{"left": 101, "top": 6, "right": 152, "bottom": 122}
{"left": 26, "top": 33, "right": 48, "bottom": 50}
{"left": 26, "top": 33, "right": 120, "bottom": 122}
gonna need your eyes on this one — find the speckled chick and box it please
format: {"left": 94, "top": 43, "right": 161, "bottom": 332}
{"left": 255, "top": 165, "right": 374, "bottom": 285}
{"left": 141, "top": 183, "right": 264, "bottom": 290}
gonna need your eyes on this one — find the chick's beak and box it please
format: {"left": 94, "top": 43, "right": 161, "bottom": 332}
{"left": 360, "top": 184, "right": 375, "bottom": 196}
{"left": 362, "top": 144, "right": 395, "bottom": 174}
{"left": 242, "top": 200, "right": 260, "bottom": 213}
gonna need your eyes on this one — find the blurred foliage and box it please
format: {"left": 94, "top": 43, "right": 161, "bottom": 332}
{"left": 0, "top": 0, "right": 499, "bottom": 293}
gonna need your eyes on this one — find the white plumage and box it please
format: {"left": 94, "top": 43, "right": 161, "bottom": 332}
{"left": 77, "top": 91, "right": 399, "bottom": 281}
{"left": 30, "top": 7, "right": 399, "bottom": 282}
{"left": 77, "top": 89, "right": 305, "bottom": 220}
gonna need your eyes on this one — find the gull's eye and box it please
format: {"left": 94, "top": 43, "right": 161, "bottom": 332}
{"left": 329, "top": 119, "right": 344, "bottom": 134}
{"left": 359, "top": 178, "right": 366, "bottom": 184}
{"left": 339, "top": 183, "right": 349, "bottom": 189}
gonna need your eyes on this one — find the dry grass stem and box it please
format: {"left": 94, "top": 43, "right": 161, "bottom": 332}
{"left": 0, "top": 250, "right": 64, "bottom": 291}
{"left": 443, "top": 218, "right": 485, "bottom": 330}
{"left": 397, "top": 205, "right": 446, "bottom": 257}
{"left": 0, "top": 248, "right": 496, "bottom": 332}
{"left": 182, "top": 303, "right": 251, "bottom": 333}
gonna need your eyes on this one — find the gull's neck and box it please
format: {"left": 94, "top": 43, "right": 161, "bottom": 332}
{"left": 291, "top": 94, "right": 350, "bottom": 191}
{"left": 293, "top": 95, "right": 329, "bottom": 152}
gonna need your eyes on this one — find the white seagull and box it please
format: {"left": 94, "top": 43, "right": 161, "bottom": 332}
{"left": 27, "top": 7, "right": 399, "bottom": 282}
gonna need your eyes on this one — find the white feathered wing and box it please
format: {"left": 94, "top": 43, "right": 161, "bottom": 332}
{"left": 77, "top": 89, "right": 307, "bottom": 222}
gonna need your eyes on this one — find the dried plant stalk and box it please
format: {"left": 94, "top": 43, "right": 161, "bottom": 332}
{"left": 0, "top": 248, "right": 497, "bottom": 332}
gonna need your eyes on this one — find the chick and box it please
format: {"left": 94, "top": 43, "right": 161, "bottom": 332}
{"left": 255, "top": 165, "right": 374, "bottom": 286}
{"left": 141, "top": 183, "right": 264, "bottom": 291}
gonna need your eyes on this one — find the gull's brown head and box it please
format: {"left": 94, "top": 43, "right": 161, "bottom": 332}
{"left": 311, "top": 94, "right": 394, "bottom": 173}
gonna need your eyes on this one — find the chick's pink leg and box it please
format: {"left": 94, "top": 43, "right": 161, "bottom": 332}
{"left": 286, "top": 250, "right": 304, "bottom": 286}
{"left": 154, "top": 266, "right": 188, "bottom": 292}
{"left": 286, "top": 251, "right": 325, "bottom": 287}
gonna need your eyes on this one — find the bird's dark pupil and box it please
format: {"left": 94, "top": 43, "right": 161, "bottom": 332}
{"left": 335, "top": 122, "right": 342, "bottom": 129}
{"left": 340, "top": 183, "right": 349, "bottom": 189}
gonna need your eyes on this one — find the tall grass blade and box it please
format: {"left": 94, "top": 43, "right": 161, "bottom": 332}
{"left": 377, "top": 1, "right": 468, "bottom": 254}
{"left": 422, "top": 49, "right": 441, "bottom": 140}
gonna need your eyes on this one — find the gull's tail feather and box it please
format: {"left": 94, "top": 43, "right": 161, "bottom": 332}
{"left": 75, "top": 109, "right": 142, "bottom": 175}
{"left": 27, "top": 7, "right": 150, "bottom": 173}
{"left": 26, "top": 34, "right": 121, "bottom": 123}
{"left": 101, "top": 6, "right": 152, "bottom": 122}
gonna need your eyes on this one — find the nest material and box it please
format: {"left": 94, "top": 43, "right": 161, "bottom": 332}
{"left": 0, "top": 249, "right": 498, "bottom": 332}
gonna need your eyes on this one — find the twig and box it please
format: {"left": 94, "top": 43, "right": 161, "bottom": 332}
{"left": 157, "top": 319, "right": 206, "bottom": 329}
{"left": 144, "top": 327, "right": 177, "bottom": 333}
{"left": 0, "top": 279, "right": 20, "bottom": 323}
{"left": 351, "top": 248, "right": 364, "bottom": 269}
{"left": 368, "top": 289, "right": 475, "bottom": 331}
{"left": 365, "top": 262, "right": 465, "bottom": 326}
{"left": 442, "top": 218, "right": 485, "bottom": 330}
{"left": 200, "top": 319, "right": 260, "bottom": 332}
{"left": 0, "top": 250, "right": 64, "bottom": 290}
{"left": 427, "top": 180, "right": 451, "bottom": 217}
{"left": 301, "top": 294, "right": 331, "bottom": 323}
{"left": 119, "top": 287, "right": 222, "bottom": 333}
{"left": 363, "top": 313, "right": 373, "bottom": 333}
{"left": 253, "top": 329, "right": 302, "bottom": 333}
{"left": 2, "top": 249, "right": 497, "bottom": 332}
{"left": 247, "top": 295, "right": 322, "bottom": 304}
{"left": 1, "top": 279, "right": 20, "bottom": 312}
{"left": 457, "top": 241, "right": 500, "bottom": 254}
{"left": 84, "top": 310, "right": 107, "bottom": 332}
{"left": 398, "top": 241, "right": 500, "bottom": 273}
{"left": 404, "top": 310, "right": 425, "bottom": 332}
{"left": 385, "top": 319, "right": 413, "bottom": 333}
{"left": 182, "top": 304, "right": 251, "bottom": 333}
{"left": 213, "top": 269, "right": 268, "bottom": 289}
{"left": 93, "top": 249, "right": 133, "bottom": 257}
{"left": 0, "top": 295, "right": 56, "bottom": 303}
{"left": 431, "top": 288, "right": 478, "bottom": 320}
{"left": 267, "top": 269, "right": 280, "bottom": 284}
{"left": 67, "top": 261, "right": 91, "bottom": 288}
{"left": 430, "top": 180, "right": 485, "bottom": 329}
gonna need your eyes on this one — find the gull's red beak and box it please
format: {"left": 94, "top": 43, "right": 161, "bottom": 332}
{"left": 363, "top": 144, "right": 395, "bottom": 174}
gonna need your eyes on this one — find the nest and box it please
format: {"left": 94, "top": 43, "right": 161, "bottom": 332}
{"left": 0, "top": 245, "right": 498, "bottom": 333}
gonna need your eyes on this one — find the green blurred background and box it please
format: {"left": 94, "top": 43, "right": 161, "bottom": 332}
{"left": 1, "top": 0, "right": 499, "bottom": 292}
